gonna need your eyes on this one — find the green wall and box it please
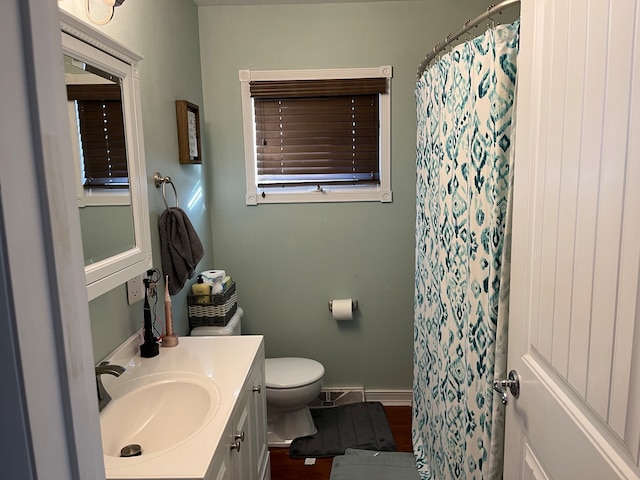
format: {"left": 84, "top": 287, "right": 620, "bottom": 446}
{"left": 197, "top": 0, "right": 500, "bottom": 389}
{"left": 71, "top": 0, "right": 513, "bottom": 388}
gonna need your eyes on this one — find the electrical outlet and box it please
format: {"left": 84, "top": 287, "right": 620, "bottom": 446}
{"left": 126, "top": 275, "right": 144, "bottom": 305}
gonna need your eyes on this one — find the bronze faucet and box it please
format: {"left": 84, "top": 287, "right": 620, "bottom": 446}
{"left": 95, "top": 361, "right": 125, "bottom": 411}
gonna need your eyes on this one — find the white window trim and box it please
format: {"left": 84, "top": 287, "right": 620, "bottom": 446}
{"left": 239, "top": 66, "right": 393, "bottom": 205}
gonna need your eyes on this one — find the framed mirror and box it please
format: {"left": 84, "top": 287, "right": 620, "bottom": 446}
{"left": 61, "top": 11, "right": 152, "bottom": 300}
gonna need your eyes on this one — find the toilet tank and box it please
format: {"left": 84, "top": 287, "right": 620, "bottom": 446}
{"left": 190, "top": 307, "right": 243, "bottom": 336}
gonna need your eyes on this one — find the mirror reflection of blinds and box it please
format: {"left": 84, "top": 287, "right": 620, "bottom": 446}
{"left": 249, "top": 78, "right": 387, "bottom": 188}
{"left": 66, "top": 84, "right": 128, "bottom": 188}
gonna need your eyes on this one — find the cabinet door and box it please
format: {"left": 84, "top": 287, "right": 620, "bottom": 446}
{"left": 249, "top": 360, "right": 269, "bottom": 480}
{"left": 232, "top": 391, "right": 252, "bottom": 479}
{"left": 206, "top": 424, "right": 234, "bottom": 480}
{"left": 212, "top": 455, "right": 233, "bottom": 480}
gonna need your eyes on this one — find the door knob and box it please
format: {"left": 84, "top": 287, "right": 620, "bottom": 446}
{"left": 492, "top": 369, "right": 520, "bottom": 405}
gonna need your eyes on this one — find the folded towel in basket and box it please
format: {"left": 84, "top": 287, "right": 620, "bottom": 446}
{"left": 159, "top": 207, "right": 204, "bottom": 295}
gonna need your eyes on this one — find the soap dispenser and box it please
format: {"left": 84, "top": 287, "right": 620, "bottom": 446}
{"left": 192, "top": 275, "right": 210, "bottom": 304}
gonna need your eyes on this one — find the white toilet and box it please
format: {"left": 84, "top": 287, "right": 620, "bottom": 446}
{"left": 190, "top": 308, "right": 325, "bottom": 447}
{"left": 264, "top": 357, "right": 324, "bottom": 446}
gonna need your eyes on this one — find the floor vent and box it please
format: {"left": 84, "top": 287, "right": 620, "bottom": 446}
{"left": 310, "top": 387, "right": 365, "bottom": 408}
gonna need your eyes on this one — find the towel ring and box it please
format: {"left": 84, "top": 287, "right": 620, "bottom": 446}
{"left": 153, "top": 172, "right": 179, "bottom": 209}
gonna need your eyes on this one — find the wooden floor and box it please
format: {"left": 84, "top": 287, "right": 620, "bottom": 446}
{"left": 268, "top": 406, "right": 413, "bottom": 480}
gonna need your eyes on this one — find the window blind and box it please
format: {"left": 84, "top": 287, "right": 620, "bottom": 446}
{"left": 249, "top": 78, "right": 387, "bottom": 188}
{"left": 67, "top": 84, "right": 128, "bottom": 188}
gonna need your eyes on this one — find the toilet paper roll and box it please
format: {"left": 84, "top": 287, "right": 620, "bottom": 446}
{"left": 200, "top": 270, "right": 225, "bottom": 285}
{"left": 331, "top": 299, "right": 353, "bottom": 321}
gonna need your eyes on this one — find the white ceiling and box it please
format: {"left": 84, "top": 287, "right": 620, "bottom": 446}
{"left": 193, "top": 0, "right": 414, "bottom": 6}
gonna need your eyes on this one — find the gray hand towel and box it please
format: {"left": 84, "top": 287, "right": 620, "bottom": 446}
{"left": 158, "top": 207, "right": 204, "bottom": 295}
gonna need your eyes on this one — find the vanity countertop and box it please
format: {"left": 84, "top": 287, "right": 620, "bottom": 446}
{"left": 100, "top": 333, "right": 264, "bottom": 479}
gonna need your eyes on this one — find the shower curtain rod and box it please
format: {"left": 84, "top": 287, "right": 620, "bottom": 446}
{"left": 416, "top": 0, "right": 520, "bottom": 79}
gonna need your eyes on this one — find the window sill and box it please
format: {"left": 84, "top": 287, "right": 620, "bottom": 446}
{"left": 246, "top": 185, "right": 392, "bottom": 205}
{"left": 78, "top": 190, "right": 131, "bottom": 207}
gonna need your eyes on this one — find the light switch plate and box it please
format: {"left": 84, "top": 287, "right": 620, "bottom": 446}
{"left": 126, "top": 275, "right": 144, "bottom": 305}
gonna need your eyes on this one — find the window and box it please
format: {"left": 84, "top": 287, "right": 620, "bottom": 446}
{"left": 240, "top": 67, "right": 392, "bottom": 204}
{"left": 67, "top": 84, "right": 129, "bottom": 189}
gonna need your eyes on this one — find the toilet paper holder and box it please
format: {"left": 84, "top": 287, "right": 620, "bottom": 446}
{"left": 328, "top": 299, "right": 358, "bottom": 312}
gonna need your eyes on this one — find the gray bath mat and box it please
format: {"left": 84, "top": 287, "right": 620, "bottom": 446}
{"left": 330, "top": 449, "right": 420, "bottom": 480}
{"left": 289, "top": 401, "right": 397, "bottom": 458}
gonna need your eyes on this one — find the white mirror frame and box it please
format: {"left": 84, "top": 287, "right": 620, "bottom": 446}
{"left": 61, "top": 10, "right": 152, "bottom": 301}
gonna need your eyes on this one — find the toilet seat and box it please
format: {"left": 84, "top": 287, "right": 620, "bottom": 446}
{"left": 265, "top": 357, "right": 324, "bottom": 389}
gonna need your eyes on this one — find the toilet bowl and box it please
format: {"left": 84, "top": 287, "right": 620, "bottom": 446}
{"left": 190, "top": 308, "right": 326, "bottom": 446}
{"left": 265, "top": 357, "right": 324, "bottom": 447}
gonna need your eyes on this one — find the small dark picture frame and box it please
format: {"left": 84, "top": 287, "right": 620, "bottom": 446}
{"left": 176, "top": 100, "right": 202, "bottom": 164}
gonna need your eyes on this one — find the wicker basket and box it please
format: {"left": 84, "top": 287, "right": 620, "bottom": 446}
{"left": 188, "top": 281, "right": 237, "bottom": 329}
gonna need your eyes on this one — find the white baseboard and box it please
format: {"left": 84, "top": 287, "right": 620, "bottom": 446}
{"left": 364, "top": 389, "right": 413, "bottom": 406}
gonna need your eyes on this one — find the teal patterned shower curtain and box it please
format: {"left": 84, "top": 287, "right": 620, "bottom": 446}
{"left": 413, "top": 21, "right": 519, "bottom": 480}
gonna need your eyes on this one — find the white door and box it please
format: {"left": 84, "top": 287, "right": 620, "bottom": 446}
{"left": 503, "top": 0, "right": 640, "bottom": 478}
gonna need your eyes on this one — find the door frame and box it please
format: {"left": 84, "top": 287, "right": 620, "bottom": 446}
{"left": 2, "top": 0, "right": 104, "bottom": 477}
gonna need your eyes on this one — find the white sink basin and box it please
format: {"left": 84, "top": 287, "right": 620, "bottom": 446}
{"left": 99, "top": 336, "right": 264, "bottom": 479}
{"left": 100, "top": 373, "right": 221, "bottom": 458}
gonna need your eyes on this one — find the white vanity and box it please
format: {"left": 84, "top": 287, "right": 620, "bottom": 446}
{"left": 100, "top": 335, "right": 270, "bottom": 480}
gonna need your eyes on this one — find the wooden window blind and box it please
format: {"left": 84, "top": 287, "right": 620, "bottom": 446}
{"left": 66, "top": 84, "right": 128, "bottom": 188}
{"left": 249, "top": 78, "right": 387, "bottom": 188}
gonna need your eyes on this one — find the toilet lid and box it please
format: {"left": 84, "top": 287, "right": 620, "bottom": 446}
{"left": 265, "top": 357, "right": 325, "bottom": 389}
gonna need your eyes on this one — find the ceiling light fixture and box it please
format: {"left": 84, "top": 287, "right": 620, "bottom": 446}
{"left": 86, "top": 0, "right": 126, "bottom": 26}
